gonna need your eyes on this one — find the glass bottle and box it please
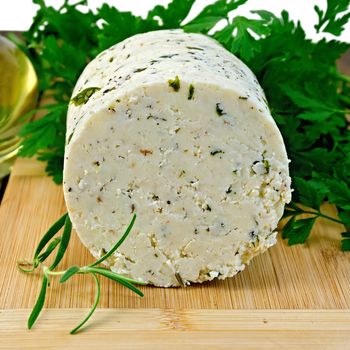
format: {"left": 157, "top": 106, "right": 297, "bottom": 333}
{"left": 0, "top": 35, "right": 38, "bottom": 178}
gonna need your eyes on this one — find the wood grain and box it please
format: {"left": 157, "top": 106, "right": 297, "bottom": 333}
{"left": 1, "top": 309, "right": 350, "bottom": 349}
{"left": 0, "top": 159, "right": 349, "bottom": 310}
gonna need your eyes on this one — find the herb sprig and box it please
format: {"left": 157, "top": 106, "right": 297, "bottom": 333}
{"left": 281, "top": 202, "right": 345, "bottom": 245}
{"left": 12, "top": 0, "right": 350, "bottom": 250}
{"left": 17, "top": 213, "right": 145, "bottom": 334}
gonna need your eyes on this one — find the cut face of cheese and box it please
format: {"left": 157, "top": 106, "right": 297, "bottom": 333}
{"left": 63, "top": 29, "right": 291, "bottom": 287}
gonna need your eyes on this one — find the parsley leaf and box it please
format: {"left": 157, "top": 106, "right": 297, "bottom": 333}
{"left": 184, "top": 0, "right": 248, "bottom": 33}
{"left": 325, "top": 179, "right": 350, "bottom": 210}
{"left": 18, "top": 104, "right": 66, "bottom": 184}
{"left": 96, "top": 5, "right": 150, "bottom": 52}
{"left": 215, "top": 11, "right": 274, "bottom": 60}
{"left": 339, "top": 211, "right": 350, "bottom": 228}
{"left": 147, "top": 0, "right": 195, "bottom": 28}
{"left": 293, "top": 177, "right": 328, "bottom": 210}
{"left": 341, "top": 232, "right": 350, "bottom": 251}
{"left": 314, "top": 0, "right": 350, "bottom": 36}
{"left": 18, "top": 104, "right": 66, "bottom": 158}
{"left": 282, "top": 216, "right": 317, "bottom": 245}
{"left": 97, "top": 0, "right": 196, "bottom": 51}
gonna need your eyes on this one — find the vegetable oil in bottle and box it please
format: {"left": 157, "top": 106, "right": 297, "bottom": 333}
{"left": 0, "top": 35, "right": 38, "bottom": 178}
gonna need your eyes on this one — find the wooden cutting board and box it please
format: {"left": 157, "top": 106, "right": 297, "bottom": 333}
{"left": 0, "top": 157, "right": 350, "bottom": 349}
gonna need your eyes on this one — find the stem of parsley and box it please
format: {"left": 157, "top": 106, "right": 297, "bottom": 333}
{"left": 282, "top": 202, "right": 347, "bottom": 248}
{"left": 17, "top": 213, "right": 146, "bottom": 334}
{"left": 300, "top": 210, "right": 343, "bottom": 224}
{"left": 333, "top": 71, "right": 350, "bottom": 84}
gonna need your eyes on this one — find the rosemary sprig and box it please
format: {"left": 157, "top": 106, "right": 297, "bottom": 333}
{"left": 17, "top": 213, "right": 146, "bottom": 334}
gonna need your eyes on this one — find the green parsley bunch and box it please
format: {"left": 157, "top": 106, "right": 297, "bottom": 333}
{"left": 12, "top": 0, "right": 350, "bottom": 249}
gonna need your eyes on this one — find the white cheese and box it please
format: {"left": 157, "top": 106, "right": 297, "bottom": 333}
{"left": 63, "top": 29, "right": 291, "bottom": 287}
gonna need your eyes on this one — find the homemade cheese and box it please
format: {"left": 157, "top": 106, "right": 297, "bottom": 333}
{"left": 63, "top": 29, "right": 291, "bottom": 287}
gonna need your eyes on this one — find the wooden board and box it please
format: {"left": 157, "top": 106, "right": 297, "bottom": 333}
{"left": 1, "top": 309, "right": 350, "bottom": 349}
{"left": 0, "top": 158, "right": 350, "bottom": 349}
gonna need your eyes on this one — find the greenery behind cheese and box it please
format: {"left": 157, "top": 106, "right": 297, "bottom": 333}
{"left": 13, "top": 0, "right": 350, "bottom": 250}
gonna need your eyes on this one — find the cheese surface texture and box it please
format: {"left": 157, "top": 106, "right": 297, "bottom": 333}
{"left": 64, "top": 29, "right": 291, "bottom": 287}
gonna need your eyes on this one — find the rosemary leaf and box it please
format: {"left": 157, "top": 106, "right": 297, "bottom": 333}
{"left": 49, "top": 215, "right": 72, "bottom": 270}
{"left": 87, "top": 267, "right": 144, "bottom": 297}
{"left": 34, "top": 213, "right": 67, "bottom": 260}
{"left": 60, "top": 265, "right": 80, "bottom": 283}
{"left": 37, "top": 237, "right": 62, "bottom": 263}
{"left": 28, "top": 275, "right": 48, "bottom": 329}
{"left": 70, "top": 273, "right": 100, "bottom": 334}
{"left": 88, "top": 266, "right": 147, "bottom": 285}
{"left": 89, "top": 214, "right": 136, "bottom": 267}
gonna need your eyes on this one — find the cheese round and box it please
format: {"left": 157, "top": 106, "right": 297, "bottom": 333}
{"left": 63, "top": 29, "right": 291, "bottom": 287}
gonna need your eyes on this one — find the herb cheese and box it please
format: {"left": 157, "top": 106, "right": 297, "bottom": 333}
{"left": 64, "top": 29, "right": 291, "bottom": 287}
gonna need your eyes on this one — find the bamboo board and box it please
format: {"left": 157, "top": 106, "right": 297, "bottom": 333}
{"left": 1, "top": 309, "right": 350, "bottom": 349}
{"left": 0, "top": 158, "right": 350, "bottom": 349}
